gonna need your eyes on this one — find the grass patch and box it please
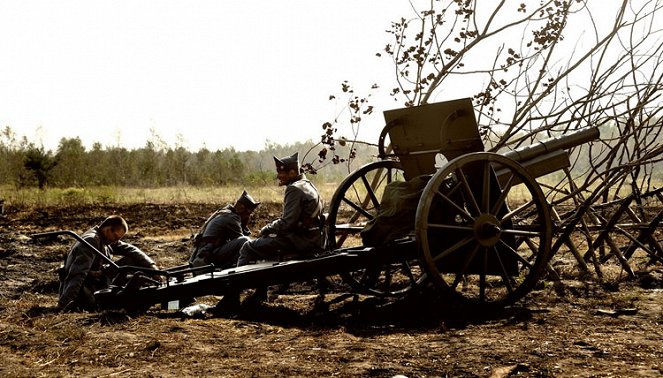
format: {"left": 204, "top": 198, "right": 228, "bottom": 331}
{"left": 0, "top": 183, "right": 341, "bottom": 208}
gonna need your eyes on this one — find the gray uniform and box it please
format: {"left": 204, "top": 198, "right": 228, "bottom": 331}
{"left": 58, "top": 226, "right": 156, "bottom": 311}
{"left": 189, "top": 205, "right": 250, "bottom": 269}
{"left": 238, "top": 175, "right": 323, "bottom": 265}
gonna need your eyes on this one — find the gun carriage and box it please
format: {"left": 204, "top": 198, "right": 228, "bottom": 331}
{"left": 33, "top": 98, "right": 600, "bottom": 313}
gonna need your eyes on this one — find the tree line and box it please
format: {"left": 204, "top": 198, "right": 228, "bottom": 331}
{"left": 0, "top": 126, "right": 377, "bottom": 189}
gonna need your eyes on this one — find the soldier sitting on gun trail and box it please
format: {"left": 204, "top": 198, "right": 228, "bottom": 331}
{"left": 188, "top": 190, "right": 260, "bottom": 269}
{"left": 58, "top": 215, "right": 159, "bottom": 312}
{"left": 214, "top": 153, "right": 324, "bottom": 312}
{"left": 237, "top": 152, "right": 324, "bottom": 266}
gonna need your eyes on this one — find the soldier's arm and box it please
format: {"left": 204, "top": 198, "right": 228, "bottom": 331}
{"left": 224, "top": 214, "right": 244, "bottom": 239}
{"left": 205, "top": 214, "right": 244, "bottom": 242}
{"left": 263, "top": 186, "right": 302, "bottom": 235}
{"left": 111, "top": 241, "right": 157, "bottom": 268}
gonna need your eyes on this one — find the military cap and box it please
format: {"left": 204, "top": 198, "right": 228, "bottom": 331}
{"left": 274, "top": 152, "right": 299, "bottom": 172}
{"left": 236, "top": 190, "right": 260, "bottom": 211}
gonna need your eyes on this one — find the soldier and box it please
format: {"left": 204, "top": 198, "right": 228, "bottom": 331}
{"left": 58, "top": 215, "right": 159, "bottom": 312}
{"left": 237, "top": 152, "right": 324, "bottom": 266}
{"left": 189, "top": 190, "right": 260, "bottom": 269}
{"left": 212, "top": 153, "right": 323, "bottom": 313}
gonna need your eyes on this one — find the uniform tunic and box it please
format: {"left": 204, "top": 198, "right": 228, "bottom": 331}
{"left": 189, "top": 205, "right": 250, "bottom": 269}
{"left": 238, "top": 175, "right": 323, "bottom": 265}
{"left": 58, "top": 226, "right": 156, "bottom": 311}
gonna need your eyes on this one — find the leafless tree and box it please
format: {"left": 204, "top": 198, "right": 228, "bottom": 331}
{"left": 328, "top": 0, "right": 663, "bottom": 202}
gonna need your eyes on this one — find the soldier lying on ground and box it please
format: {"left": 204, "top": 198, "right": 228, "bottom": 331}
{"left": 58, "top": 215, "right": 159, "bottom": 312}
{"left": 188, "top": 190, "right": 260, "bottom": 269}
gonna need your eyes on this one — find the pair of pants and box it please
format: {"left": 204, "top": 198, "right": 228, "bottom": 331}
{"left": 191, "top": 236, "right": 249, "bottom": 269}
{"left": 237, "top": 235, "right": 294, "bottom": 266}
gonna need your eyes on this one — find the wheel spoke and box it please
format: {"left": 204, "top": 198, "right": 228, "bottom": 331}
{"left": 496, "top": 239, "right": 534, "bottom": 269}
{"left": 386, "top": 167, "right": 394, "bottom": 184}
{"left": 501, "top": 227, "right": 544, "bottom": 238}
{"left": 434, "top": 190, "right": 475, "bottom": 223}
{"left": 450, "top": 243, "right": 481, "bottom": 289}
{"left": 490, "top": 172, "right": 516, "bottom": 216}
{"left": 493, "top": 246, "right": 515, "bottom": 294}
{"left": 375, "top": 168, "right": 390, "bottom": 187}
{"left": 502, "top": 199, "right": 537, "bottom": 223}
{"left": 457, "top": 166, "right": 481, "bottom": 216}
{"left": 431, "top": 235, "right": 476, "bottom": 263}
{"left": 336, "top": 232, "right": 349, "bottom": 247}
{"left": 383, "top": 264, "right": 393, "bottom": 290}
{"left": 360, "top": 174, "right": 380, "bottom": 209}
{"left": 523, "top": 237, "right": 540, "bottom": 253}
{"left": 426, "top": 223, "right": 473, "bottom": 232}
{"left": 341, "top": 197, "right": 374, "bottom": 220}
{"left": 400, "top": 260, "right": 416, "bottom": 284}
{"left": 479, "top": 248, "right": 488, "bottom": 302}
{"left": 446, "top": 179, "right": 463, "bottom": 197}
{"left": 482, "top": 160, "right": 491, "bottom": 213}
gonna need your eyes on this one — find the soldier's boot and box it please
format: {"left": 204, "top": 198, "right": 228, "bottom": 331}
{"left": 242, "top": 287, "right": 267, "bottom": 307}
{"left": 211, "top": 291, "right": 240, "bottom": 317}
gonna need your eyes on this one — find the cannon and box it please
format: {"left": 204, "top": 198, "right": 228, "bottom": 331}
{"left": 33, "top": 98, "right": 600, "bottom": 313}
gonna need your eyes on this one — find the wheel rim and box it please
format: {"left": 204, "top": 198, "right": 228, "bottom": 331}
{"left": 327, "top": 160, "right": 425, "bottom": 297}
{"left": 415, "top": 152, "right": 552, "bottom": 308}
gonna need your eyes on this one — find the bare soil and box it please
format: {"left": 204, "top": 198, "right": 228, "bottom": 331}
{"left": 0, "top": 203, "right": 662, "bottom": 377}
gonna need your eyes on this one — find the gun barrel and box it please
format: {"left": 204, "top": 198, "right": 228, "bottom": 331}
{"left": 503, "top": 127, "right": 600, "bottom": 164}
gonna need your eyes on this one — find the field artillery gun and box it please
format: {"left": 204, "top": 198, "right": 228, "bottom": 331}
{"left": 326, "top": 98, "right": 599, "bottom": 305}
{"left": 33, "top": 98, "right": 599, "bottom": 313}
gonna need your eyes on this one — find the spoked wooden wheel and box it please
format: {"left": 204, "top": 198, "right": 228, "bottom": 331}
{"left": 327, "top": 160, "right": 425, "bottom": 297}
{"left": 415, "top": 152, "right": 552, "bottom": 308}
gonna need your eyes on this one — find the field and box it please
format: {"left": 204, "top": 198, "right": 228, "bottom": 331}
{"left": 1, "top": 198, "right": 662, "bottom": 377}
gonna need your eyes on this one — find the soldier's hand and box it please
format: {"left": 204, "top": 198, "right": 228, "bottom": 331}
{"left": 149, "top": 264, "right": 166, "bottom": 283}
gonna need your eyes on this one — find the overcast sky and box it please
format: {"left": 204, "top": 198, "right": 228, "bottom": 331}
{"left": 0, "top": 1, "right": 419, "bottom": 152}
{"left": 0, "top": 1, "right": 637, "bottom": 152}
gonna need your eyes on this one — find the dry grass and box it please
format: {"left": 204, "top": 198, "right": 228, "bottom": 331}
{"left": 0, "top": 182, "right": 341, "bottom": 208}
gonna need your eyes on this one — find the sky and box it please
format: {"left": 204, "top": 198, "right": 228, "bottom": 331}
{"left": 0, "top": 1, "right": 416, "bottom": 152}
{"left": 0, "top": 1, "right": 643, "bottom": 153}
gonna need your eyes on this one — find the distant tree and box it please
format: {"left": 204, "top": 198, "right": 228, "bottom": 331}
{"left": 0, "top": 126, "right": 30, "bottom": 186}
{"left": 188, "top": 148, "right": 211, "bottom": 185}
{"left": 106, "top": 146, "right": 131, "bottom": 186}
{"left": 87, "top": 142, "right": 108, "bottom": 185}
{"left": 23, "top": 144, "right": 58, "bottom": 189}
{"left": 137, "top": 141, "right": 165, "bottom": 186}
{"left": 52, "top": 137, "right": 87, "bottom": 187}
{"left": 163, "top": 146, "right": 189, "bottom": 185}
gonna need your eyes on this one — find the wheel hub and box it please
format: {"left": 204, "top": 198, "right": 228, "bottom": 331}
{"left": 473, "top": 213, "right": 502, "bottom": 247}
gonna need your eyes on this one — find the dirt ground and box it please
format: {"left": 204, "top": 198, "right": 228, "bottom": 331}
{"left": 1, "top": 203, "right": 662, "bottom": 378}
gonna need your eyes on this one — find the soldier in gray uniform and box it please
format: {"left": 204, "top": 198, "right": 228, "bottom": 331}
{"left": 237, "top": 152, "right": 324, "bottom": 266}
{"left": 58, "top": 215, "right": 158, "bottom": 312}
{"left": 213, "top": 153, "right": 323, "bottom": 313}
{"left": 189, "top": 190, "right": 260, "bottom": 269}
